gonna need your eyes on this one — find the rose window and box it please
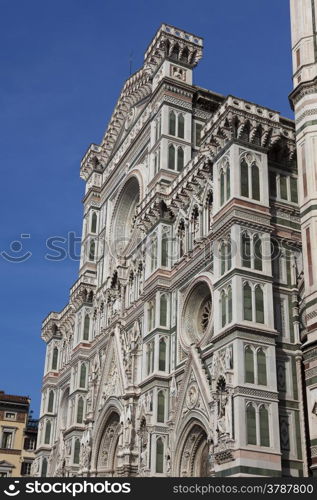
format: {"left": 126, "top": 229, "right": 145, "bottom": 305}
{"left": 182, "top": 281, "right": 213, "bottom": 346}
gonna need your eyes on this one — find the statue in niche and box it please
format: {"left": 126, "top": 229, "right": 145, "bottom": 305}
{"left": 80, "top": 428, "right": 92, "bottom": 470}
{"left": 139, "top": 417, "right": 149, "bottom": 471}
{"left": 225, "top": 346, "right": 233, "bottom": 370}
{"left": 216, "top": 378, "right": 232, "bottom": 438}
{"left": 166, "top": 446, "right": 171, "bottom": 473}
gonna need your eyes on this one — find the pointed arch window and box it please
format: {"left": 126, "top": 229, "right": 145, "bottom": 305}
{"left": 220, "top": 170, "right": 225, "bottom": 206}
{"left": 148, "top": 300, "right": 156, "bottom": 332}
{"left": 169, "top": 110, "right": 176, "bottom": 136}
{"left": 160, "top": 294, "right": 168, "bottom": 326}
{"left": 242, "top": 232, "right": 263, "bottom": 271}
{"left": 246, "top": 404, "right": 256, "bottom": 445}
{"left": 51, "top": 347, "right": 58, "bottom": 371}
{"left": 290, "top": 177, "right": 298, "bottom": 203}
{"left": 220, "top": 242, "right": 226, "bottom": 275}
{"left": 146, "top": 340, "right": 155, "bottom": 375}
{"left": 178, "top": 113, "right": 185, "bottom": 138}
{"left": 241, "top": 158, "right": 261, "bottom": 201}
{"left": 195, "top": 122, "right": 203, "bottom": 147}
{"left": 161, "top": 231, "right": 169, "bottom": 267}
{"left": 156, "top": 437, "right": 164, "bottom": 473}
{"left": 76, "top": 397, "right": 84, "bottom": 424}
{"left": 241, "top": 233, "right": 251, "bottom": 268}
{"left": 178, "top": 219, "right": 186, "bottom": 258}
{"left": 220, "top": 285, "right": 232, "bottom": 328}
{"left": 280, "top": 175, "right": 288, "bottom": 200}
{"left": 168, "top": 144, "right": 175, "bottom": 170}
{"left": 221, "top": 290, "right": 227, "bottom": 328}
{"left": 168, "top": 144, "right": 185, "bottom": 171}
{"left": 220, "top": 239, "right": 231, "bottom": 275}
{"left": 243, "top": 283, "right": 252, "bottom": 321}
{"left": 243, "top": 282, "right": 265, "bottom": 324}
{"left": 41, "top": 458, "right": 48, "bottom": 477}
{"left": 245, "top": 345, "right": 267, "bottom": 386}
{"left": 255, "top": 286, "right": 264, "bottom": 324}
{"left": 89, "top": 240, "right": 95, "bottom": 261}
{"left": 226, "top": 166, "right": 231, "bottom": 200}
{"left": 219, "top": 162, "right": 230, "bottom": 206}
{"left": 228, "top": 286, "right": 232, "bottom": 323}
{"left": 227, "top": 240, "right": 232, "bottom": 270}
{"left": 177, "top": 147, "right": 184, "bottom": 172}
{"left": 254, "top": 235, "right": 263, "bottom": 271}
{"left": 150, "top": 235, "right": 158, "bottom": 272}
{"left": 240, "top": 159, "right": 249, "bottom": 197}
{"left": 47, "top": 390, "right": 54, "bottom": 413}
{"left": 251, "top": 163, "right": 260, "bottom": 200}
{"left": 44, "top": 421, "right": 51, "bottom": 445}
{"left": 79, "top": 363, "right": 87, "bottom": 388}
{"left": 157, "top": 391, "right": 165, "bottom": 423}
{"left": 257, "top": 349, "right": 267, "bottom": 385}
{"left": 259, "top": 405, "right": 270, "bottom": 446}
{"left": 159, "top": 338, "right": 167, "bottom": 371}
{"left": 91, "top": 212, "right": 97, "bottom": 233}
{"left": 73, "top": 438, "right": 80, "bottom": 464}
{"left": 83, "top": 314, "right": 90, "bottom": 341}
{"left": 245, "top": 346, "right": 254, "bottom": 383}
{"left": 155, "top": 115, "right": 161, "bottom": 142}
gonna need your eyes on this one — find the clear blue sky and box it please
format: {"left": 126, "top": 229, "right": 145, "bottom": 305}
{"left": 0, "top": 0, "right": 292, "bottom": 417}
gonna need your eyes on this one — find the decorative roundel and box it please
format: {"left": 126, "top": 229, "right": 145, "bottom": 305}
{"left": 112, "top": 176, "right": 140, "bottom": 256}
{"left": 186, "top": 382, "right": 199, "bottom": 409}
{"left": 181, "top": 279, "right": 213, "bottom": 348}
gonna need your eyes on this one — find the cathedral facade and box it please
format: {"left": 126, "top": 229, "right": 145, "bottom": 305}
{"left": 33, "top": 6, "right": 317, "bottom": 478}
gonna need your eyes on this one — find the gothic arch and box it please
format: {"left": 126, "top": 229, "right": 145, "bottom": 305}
{"left": 91, "top": 398, "right": 123, "bottom": 476}
{"left": 174, "top": 416, "right": 211, "bottom": 477}
{"left": 110, "top": 172, "right": 143, "bottom": 257}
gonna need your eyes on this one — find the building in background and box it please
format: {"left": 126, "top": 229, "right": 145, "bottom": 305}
{"left": 0, "top": 390, "right": 38, "bottom": 477}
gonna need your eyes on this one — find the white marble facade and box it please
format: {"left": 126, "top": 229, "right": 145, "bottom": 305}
{"left": 34, "top": 19, "right": 315, "bottom": 477}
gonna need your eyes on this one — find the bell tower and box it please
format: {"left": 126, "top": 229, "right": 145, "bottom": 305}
{"left": 290, "top": 0, "right": 317, "bottom": 476}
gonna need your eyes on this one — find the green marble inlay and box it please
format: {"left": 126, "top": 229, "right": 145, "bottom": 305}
{"left": 301, "top": 204, "right": 317, "bottom": 218}
{"left": 289, "top": 296, "right": 294, "bottom": 344}
{"left": 297, "top": 119, "right": 317, "bottom": 134}
{"left": 216, "top": 466, "right": 281, "bottom": 477}
{"left": 306, "top": 376, "right": 317, "bottom": 386}
{"left": 271, "top": 217, "right": 301, "bottom": 230}
{"left": 292, "top": 357, "right": 298, "bottom": 400}
{"left": 294, "top": 411, "right": 302, "bottom": 460}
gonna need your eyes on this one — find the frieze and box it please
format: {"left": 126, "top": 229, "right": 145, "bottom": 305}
{"left": 234, "top": 386, "right": 278, "bottom": 400}
{"left": 162, "top": 95, "right": 192, "bottom": 110}
{"left": 305, "top": 366, "right": 317, "bottom": 379}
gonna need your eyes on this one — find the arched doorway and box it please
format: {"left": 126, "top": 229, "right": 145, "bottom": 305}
{"left": 96, "top": 412, "right": 121, "bottom": 476}
{"left": 178, "top": 421, "right": 211, "bottom": 477}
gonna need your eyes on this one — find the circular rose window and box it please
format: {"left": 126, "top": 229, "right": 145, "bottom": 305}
{"left": 112, "top": 177, "right": 140, "bottom": 255}
{"left": 182, "top": 281, "right": 212, "bottom": 347}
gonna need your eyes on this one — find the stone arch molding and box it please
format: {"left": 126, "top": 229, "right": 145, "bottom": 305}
{"left": 179, "top": 272, "right": 213, "bottom": 351}
{"left": 110, "top": 170, "right": 145, "bottom": 258}
{"left": 91, "top": 397, "right": 124, "bottom": 476}
{"left": 173, "top": 414, "right": 212, "bottom": 477}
